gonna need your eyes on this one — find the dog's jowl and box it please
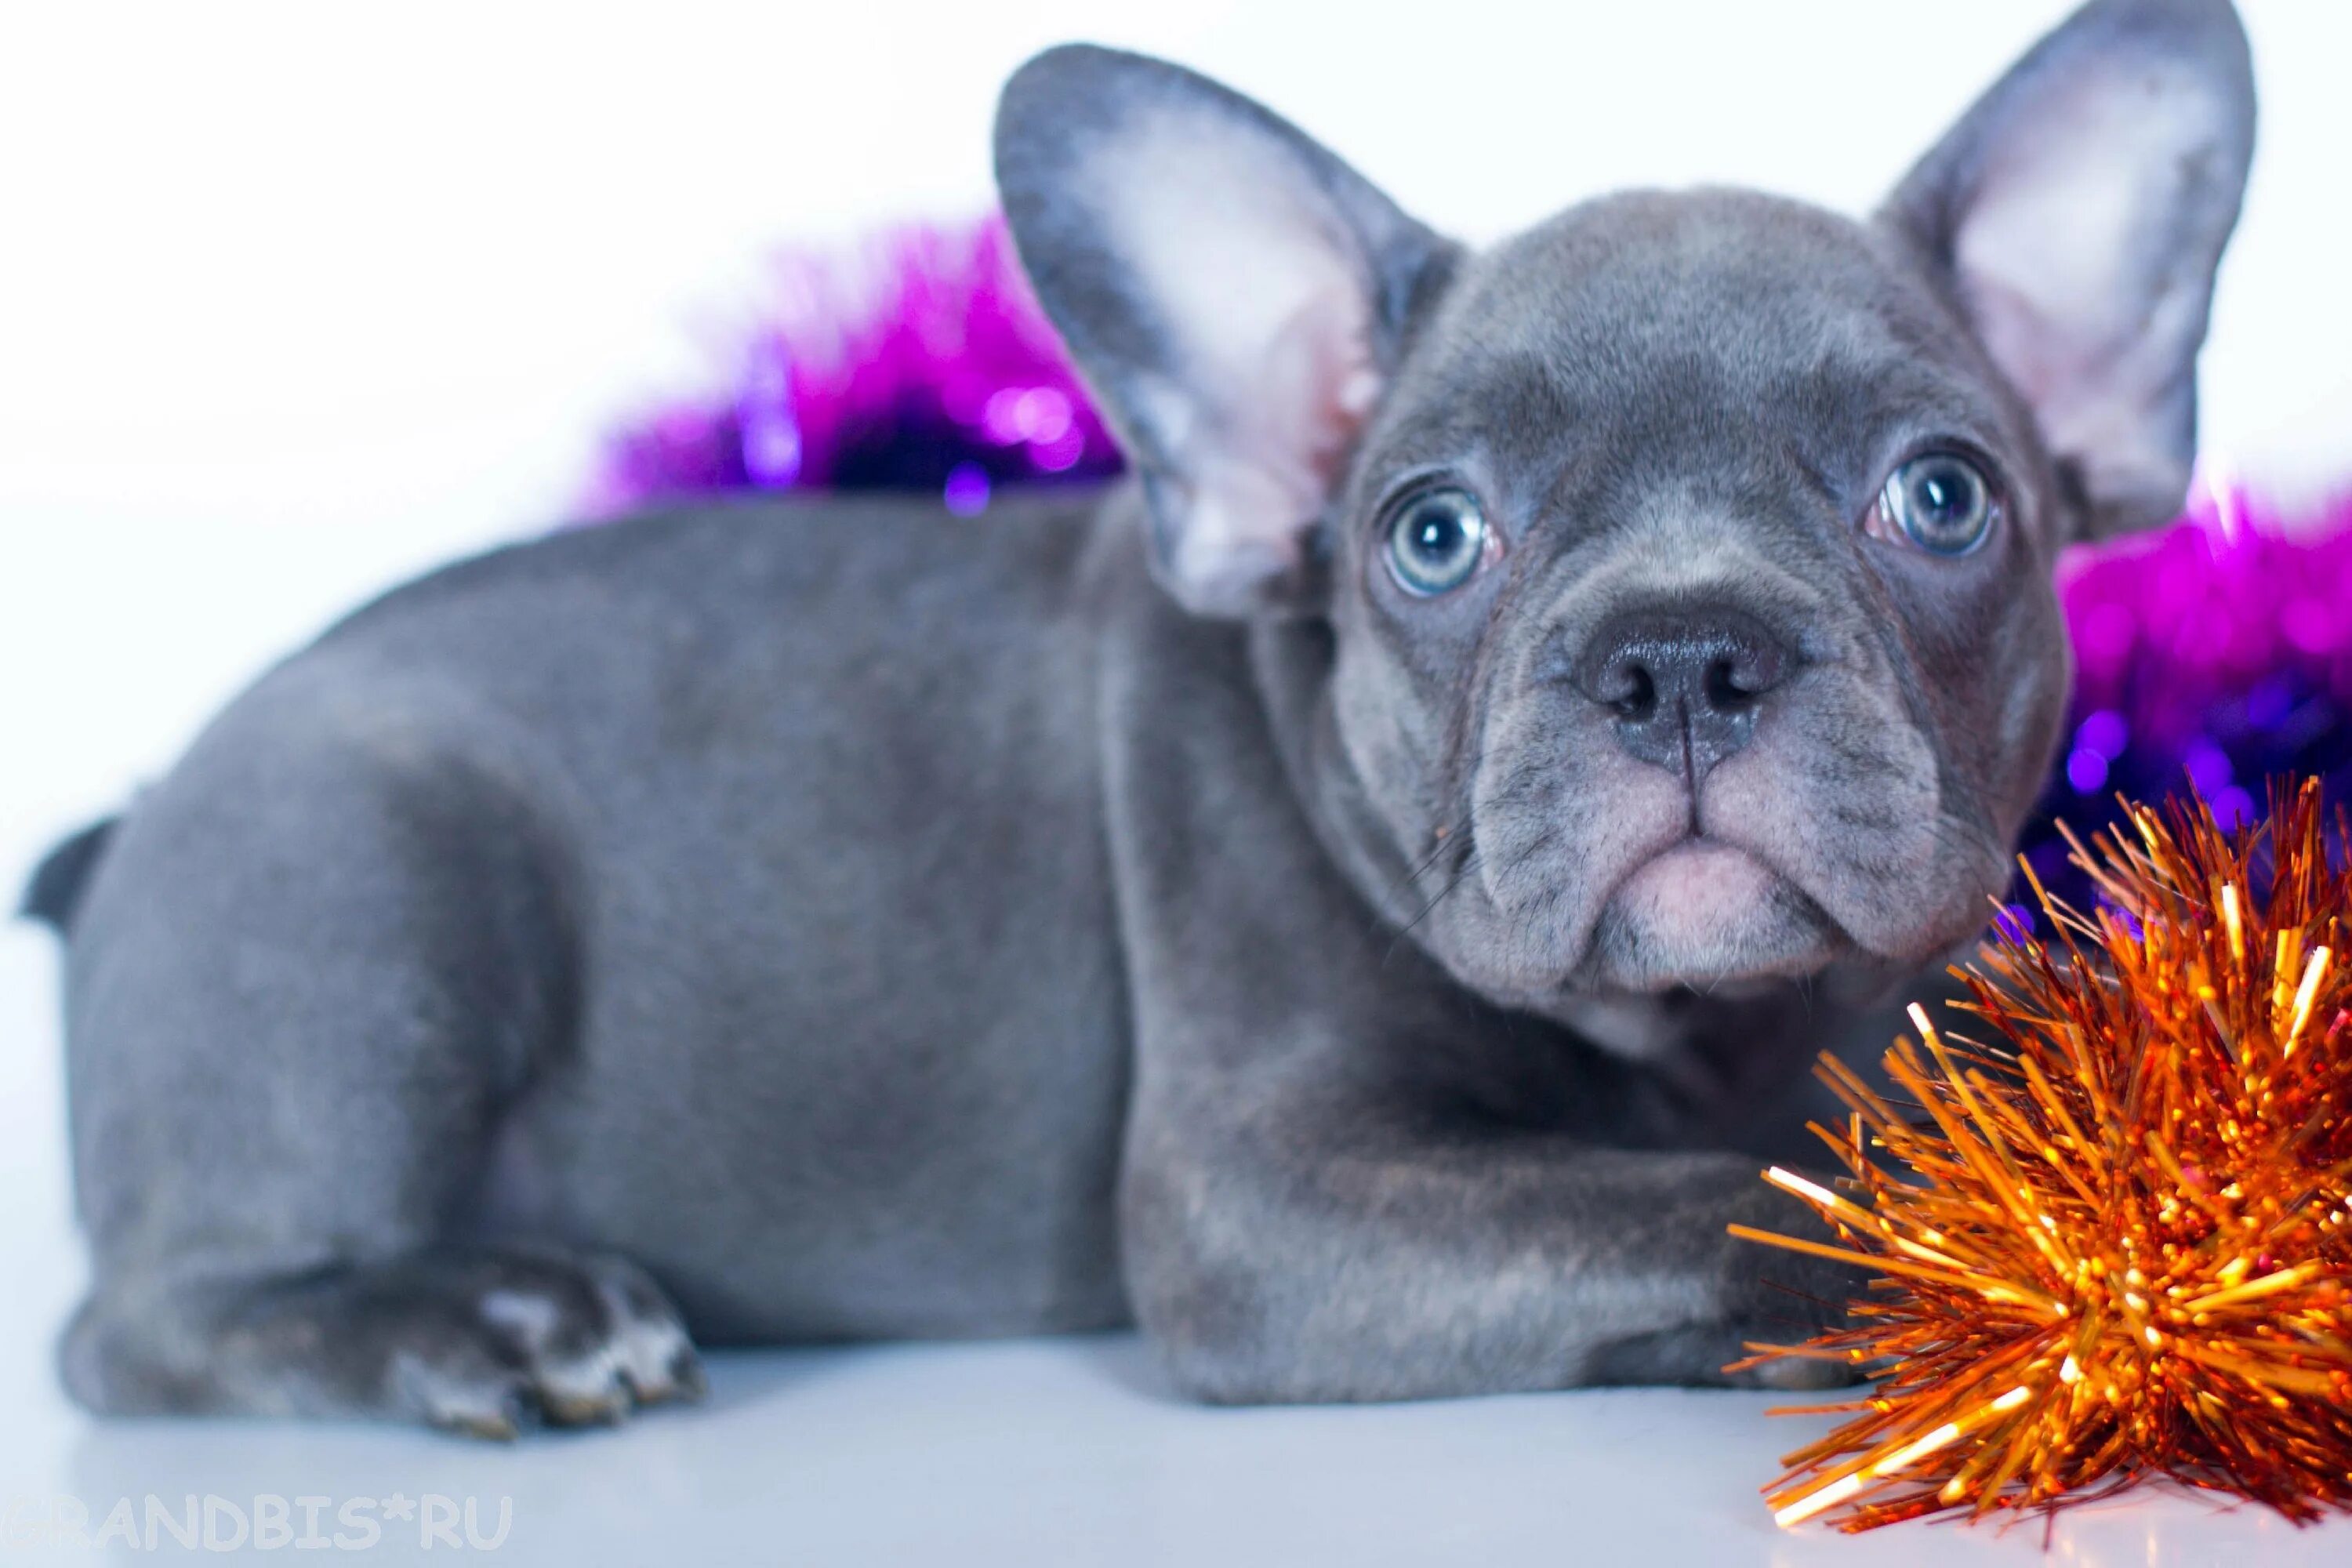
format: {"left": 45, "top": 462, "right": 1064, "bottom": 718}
{"left": 33, "top": 0, "right": 2252, "bottom": 1428}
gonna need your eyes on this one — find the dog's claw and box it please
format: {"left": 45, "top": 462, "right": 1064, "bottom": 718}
{"left": 628, "top": 1347, "right": 708, "bottom": 1406}
{"left": 438, "top": 1410, "right": 522, "bottom": 1443}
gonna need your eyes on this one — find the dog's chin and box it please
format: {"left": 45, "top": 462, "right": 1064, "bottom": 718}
{"left": 1580, "top": 842, "right": 1846, "bottom": 994}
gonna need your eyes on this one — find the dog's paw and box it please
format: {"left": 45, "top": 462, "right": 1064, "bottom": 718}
{"left": 69, "top": 1245, "right": 706, "bottom": 1432}
{"left": 362, "top": 1250, "right": 706, "bottom": 1438}
{"left": 183, "top": 1246, "right": 708, "bottom": 1437}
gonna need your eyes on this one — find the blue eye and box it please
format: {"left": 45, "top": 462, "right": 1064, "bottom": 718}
{"left": 1385, "top": 486, "right": 1490, "bottom": 596}
{"left": 1878, "top": 452, "right": 1995, "bottom": 555}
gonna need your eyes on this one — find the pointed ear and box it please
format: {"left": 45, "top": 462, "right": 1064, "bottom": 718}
{"left": 994, "top": 45, "right": 1456, "bottom": 617}
{"left": 1882, "top": 0, "right": 2254, "bottom": 538}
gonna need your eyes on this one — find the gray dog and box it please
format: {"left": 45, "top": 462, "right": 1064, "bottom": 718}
{"left": 27, "top": 0, "right": 2252, "bottom": 1433}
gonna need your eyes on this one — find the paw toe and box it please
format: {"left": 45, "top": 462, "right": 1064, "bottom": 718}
{"left": 387, "top": 1251, "right": 702, "bottom": 1436}
{"left": 580, "top": 1254, "right": 705, "bottom": 1407}
{"left": 391, "top": 1345, "right": 530, "bottom": 1440}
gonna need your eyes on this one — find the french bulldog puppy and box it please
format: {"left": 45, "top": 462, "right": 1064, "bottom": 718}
{"left": 28, "top": 0, "right": 2251, "bottom": 1432}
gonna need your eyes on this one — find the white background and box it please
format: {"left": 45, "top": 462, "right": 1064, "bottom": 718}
{"left": 2, "top": 2, "right": 2350, "bottom": 1562}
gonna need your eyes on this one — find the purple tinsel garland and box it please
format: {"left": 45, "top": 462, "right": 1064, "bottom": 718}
{"left": 2024, "top": 481, "right": 2352, "bottom": 927}
{"left": 586, "top": 217, "right": 1120, "bottom": 519}
{"left": 590, "top": 215, "right": 2352, "bottom": 932}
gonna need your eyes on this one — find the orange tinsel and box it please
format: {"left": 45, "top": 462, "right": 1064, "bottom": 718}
{"left": 1735, "top": 780, "right": 2352, "bottom": 1531}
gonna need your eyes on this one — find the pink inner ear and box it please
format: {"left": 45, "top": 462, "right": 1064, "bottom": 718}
{"left": 1947, "top": 61, "right": 2233, "bottom": 528}
{"left": 1079, "top": 104, "right": 1392, "bottom": 612}
{"left": 1157, "top": 286, "right": 1383, "bottom": 615}
{"left": 1262, "top": 283, "right": 1384, "bottom": 492}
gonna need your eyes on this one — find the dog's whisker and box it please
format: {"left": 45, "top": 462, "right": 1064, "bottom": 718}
{"left": 1385, "top": 847, "right": 1484, "bottom": 966}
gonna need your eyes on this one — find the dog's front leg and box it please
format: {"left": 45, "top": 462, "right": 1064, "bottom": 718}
{"left": 1119, "top": 1044, "right": 1857, "bottom": 1403}
{"left": 1099, "top": 609, "right": 1859, "bottom": 1401}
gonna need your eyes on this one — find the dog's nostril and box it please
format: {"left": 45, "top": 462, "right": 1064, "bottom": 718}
{"left": 1706, "top": 638, "right": 1789, "bottom": 710}
{"left": 1704, "top": 657, "right": 1753, "bottom": 712}
{"left": 1604, "top": 663, "right": 1658, "bottom": 721}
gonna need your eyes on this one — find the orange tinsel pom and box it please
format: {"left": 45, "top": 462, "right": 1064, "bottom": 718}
{"left": 1736, "top": 779, "right": 2352, "bottom": 1532}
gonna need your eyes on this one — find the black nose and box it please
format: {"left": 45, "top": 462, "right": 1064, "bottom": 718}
{"left": 1572, "top": 607, "right": 1794, "bottom": 779}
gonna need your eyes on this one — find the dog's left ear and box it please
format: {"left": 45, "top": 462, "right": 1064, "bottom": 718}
{"left": 995, "top": 45, "right": 1455, "bottom": 617}
{"left": 1884, "top": 0, "right": 2254, "bottom": 538}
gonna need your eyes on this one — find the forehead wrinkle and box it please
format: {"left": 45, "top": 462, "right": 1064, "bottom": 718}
{"left": 1425, "top": 198, "right": 1992, "bottom": 413}
{"left": 1367, "top": 353, "right": 1570, "bottom": 473}
{"left": 1761, "top": 353, "right": 2020, "bottom": 517}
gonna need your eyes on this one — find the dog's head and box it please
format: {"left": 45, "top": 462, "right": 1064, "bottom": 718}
{"left": 996, "top": 1, "right": 2252, "bottom": 1016}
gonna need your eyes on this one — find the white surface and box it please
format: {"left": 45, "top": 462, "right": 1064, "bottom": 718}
{"left": 5, "top": 2, "right": 2352, "bottom": 1563}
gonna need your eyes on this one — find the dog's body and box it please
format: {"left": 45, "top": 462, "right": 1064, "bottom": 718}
{"left": 35, "top": 0, "right": 2255, "bottom": 1430}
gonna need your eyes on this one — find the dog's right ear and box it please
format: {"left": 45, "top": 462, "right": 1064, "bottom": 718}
{"left": 994, "top": 45, "right": 1455, "bottom": 619}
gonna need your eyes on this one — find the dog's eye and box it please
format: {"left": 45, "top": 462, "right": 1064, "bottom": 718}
{"left": 1873, "top": 452, "right": 1995, "bottom": 556}
{"left": 1385, "top": 487, "right": 1492, "bottom": 596}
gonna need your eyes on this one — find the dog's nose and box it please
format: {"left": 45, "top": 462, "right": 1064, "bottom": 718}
{"left": 1572, "top": 607, "right": 1794, "bottom": 779}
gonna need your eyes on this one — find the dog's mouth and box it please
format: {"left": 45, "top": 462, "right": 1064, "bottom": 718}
{"left": 1578, "top": 837, "right": 1849, "bottom": 993}
{"left": 1614, "top": 840, "right": 1775, "bottom": 923}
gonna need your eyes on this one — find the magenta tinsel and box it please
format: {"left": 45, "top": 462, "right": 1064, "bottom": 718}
{"left": 2023, "top": 482, "right": 2352, "bottom": 927}
{"left": 590, "top": 215, "right": 2352, "bottom": 934}
{"left": 586, "top": 216, "right": 1120, "bottom": 519}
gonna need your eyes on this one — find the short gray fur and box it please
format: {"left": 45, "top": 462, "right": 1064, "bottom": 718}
{"left": 34, "top": 0, "right": 2252, "bottom": 1428}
